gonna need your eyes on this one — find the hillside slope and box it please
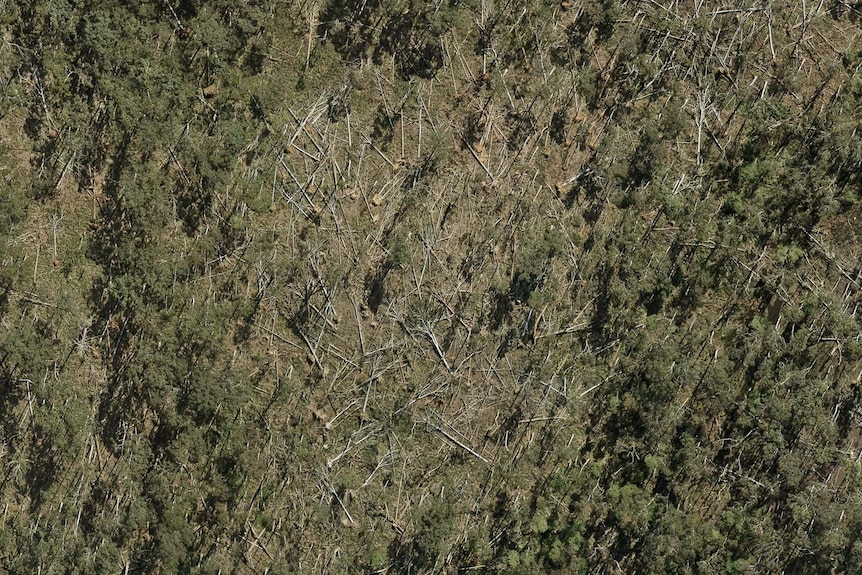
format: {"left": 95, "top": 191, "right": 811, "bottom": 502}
{"left": 1, "top": 1, "right": 862, "bottom": 573}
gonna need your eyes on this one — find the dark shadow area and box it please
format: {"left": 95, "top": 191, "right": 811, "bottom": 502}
{"left": 365, "top": 262, "right": 392, "bottom": 314}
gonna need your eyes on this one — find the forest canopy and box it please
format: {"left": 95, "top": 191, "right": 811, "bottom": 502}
{"left": 1, "top": 0, "right": 861, "bottom": 573}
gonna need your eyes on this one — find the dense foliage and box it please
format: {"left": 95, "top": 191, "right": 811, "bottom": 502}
{"left": 1, "top": 0, "right": 861, "bottom": 573}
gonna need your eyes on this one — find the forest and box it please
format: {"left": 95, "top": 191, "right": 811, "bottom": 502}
{"left": 1, "top": 0, "right": 861, "bottom": 573}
